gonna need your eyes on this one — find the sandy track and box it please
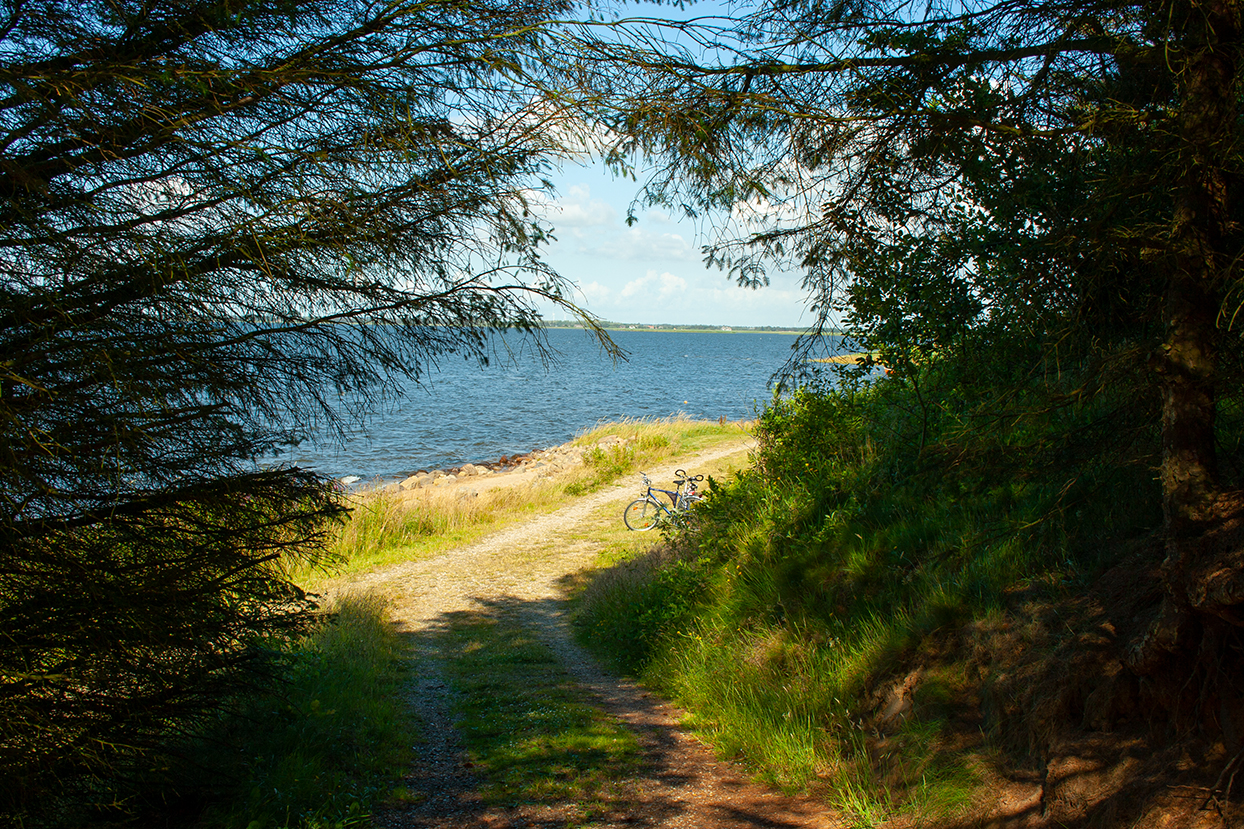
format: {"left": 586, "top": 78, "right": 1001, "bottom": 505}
{"left": 330, "top": 438, "right": 842, "bottom": 828}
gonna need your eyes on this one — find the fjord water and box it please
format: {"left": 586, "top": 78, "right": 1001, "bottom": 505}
{"left": 270, "top": 328, "right": 838, "bottom": 482}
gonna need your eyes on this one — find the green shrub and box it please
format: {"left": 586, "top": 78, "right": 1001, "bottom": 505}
{"left": 564, "top": 442, "right": 638, "bottom": 495}
{"left": 574, "top": 546, "right": 712, "bottom": 674}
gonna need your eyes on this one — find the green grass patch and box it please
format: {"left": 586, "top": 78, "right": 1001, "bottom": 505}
{"left": 190, "top": 594, "right": 418, "bottom": 829}
{"left": 563, "top": 441, "right": 638, "bottom": 495}
{"left": 438, "top": 609, "right": 640, "bottom": 824}
{"left": 316, "top": 483, "right": 548, "bottom": 579}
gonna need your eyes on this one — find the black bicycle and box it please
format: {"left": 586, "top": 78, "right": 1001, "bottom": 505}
{"left": 623, "top": 469, "right": 704, "bottom": 531}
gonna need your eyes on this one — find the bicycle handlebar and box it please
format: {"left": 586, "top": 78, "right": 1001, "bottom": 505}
{"left": 641, "top": 471, "right": 703, "bottom": 488}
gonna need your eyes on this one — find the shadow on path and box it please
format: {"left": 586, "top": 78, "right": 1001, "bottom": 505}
{"left": 378, "top": 590, "right": 840, "bottom": 829}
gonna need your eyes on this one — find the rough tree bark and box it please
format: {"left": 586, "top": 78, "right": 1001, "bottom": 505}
{"left": 1131, "top": 0, "right": 1244, "bottom": 697}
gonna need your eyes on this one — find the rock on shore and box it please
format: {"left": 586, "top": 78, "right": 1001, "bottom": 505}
{"left": 356, "top": 433, "right": 635, "bottom": 493}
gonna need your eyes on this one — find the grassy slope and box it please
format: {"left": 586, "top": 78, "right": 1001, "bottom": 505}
{"left": 570, "top": 381, "right": 1203, "bottom": 827}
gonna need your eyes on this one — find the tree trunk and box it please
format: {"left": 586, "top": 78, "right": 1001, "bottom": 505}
{"left": 1129, "top": 0, "right": 1243, "bottom": 684}
{"left": 1161, "top": 0, "right": 1238, "bottom": 556}
{"left": 1160, "top": 261, "right": 1220, "bottom": 552}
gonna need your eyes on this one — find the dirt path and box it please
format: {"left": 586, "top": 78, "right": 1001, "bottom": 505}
{"left": 329, "top": 439, "right": 843, "bottom": 829}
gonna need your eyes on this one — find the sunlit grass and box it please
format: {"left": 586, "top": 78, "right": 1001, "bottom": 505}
{"left": 439, "top": 610, "right": 640, "bottom": 825}
{"left": 576, "top": 551, "right": 984, "bottom": 824}
{"left": 569, "top": 385, "right": 1153, "bottom": 824}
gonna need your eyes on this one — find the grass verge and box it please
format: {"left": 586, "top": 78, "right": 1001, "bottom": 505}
{"left": 572, "top": 379, "right": 1161, "bottom": 826}
{"left": 438, "top": 608, "right": 641, "bottom": 826}
{"left": 190, "top": 594, "right": 417, "bottom": 829}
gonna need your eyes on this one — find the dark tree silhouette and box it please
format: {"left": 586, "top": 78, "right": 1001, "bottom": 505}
{"left": 0, "top": 0, "right": 608, "bottom": 812}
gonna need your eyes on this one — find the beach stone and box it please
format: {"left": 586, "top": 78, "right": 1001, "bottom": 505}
{"left": 417, "top": 475, "right": 437, "bottom": 488}
{"left": 399, "top": 475, "right": 422, "bottom": 490}
{"left": 459, "top": 463, "right": 479, "bottom": 477}
{"left": 434, "top": 474, "right": 457, "bottom": 487}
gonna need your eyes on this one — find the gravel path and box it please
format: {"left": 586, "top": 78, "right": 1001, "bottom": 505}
{"left": 329, "top": 440, "right": 843, "bottom": 829}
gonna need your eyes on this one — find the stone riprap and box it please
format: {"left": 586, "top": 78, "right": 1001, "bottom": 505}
{"left": 368, "top": 434, "right": 636, "bottom": 494}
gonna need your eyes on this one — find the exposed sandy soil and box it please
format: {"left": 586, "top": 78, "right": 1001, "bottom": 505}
{"left": 326, "top": 437, "right": 848, "bottom": 828}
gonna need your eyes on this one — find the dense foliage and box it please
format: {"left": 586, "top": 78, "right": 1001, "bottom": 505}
{"left": 567, "top": 0, "right": 1244, "bottom": 813}
{"left": 574, "top": 371, "right": 1176, "bottom": 819}
{"left": 580, "top": 364, "right": 1166, "bottom": 672}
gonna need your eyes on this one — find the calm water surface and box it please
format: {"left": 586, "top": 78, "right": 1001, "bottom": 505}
{"left": 270, "top": 329, "right": 842, "bottom": 481}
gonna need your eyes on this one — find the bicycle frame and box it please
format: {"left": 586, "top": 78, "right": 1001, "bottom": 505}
{"left": 623, "top": 471, "right": 704, "bottom": 531}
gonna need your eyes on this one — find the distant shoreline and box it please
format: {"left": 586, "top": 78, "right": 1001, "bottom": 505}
{"left": 542, "top": 321, "right": 835, "bottom": 336}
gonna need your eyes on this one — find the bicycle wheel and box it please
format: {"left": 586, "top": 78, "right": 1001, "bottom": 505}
{"left": 624, "top": 498, "right": 661, "bottom": 531}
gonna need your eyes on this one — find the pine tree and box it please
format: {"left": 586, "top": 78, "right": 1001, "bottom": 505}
{"left": 585, "top": 0, "right": 1244, "bottom": 703}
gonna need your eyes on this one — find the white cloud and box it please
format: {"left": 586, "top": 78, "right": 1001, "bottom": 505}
{"left": 620, "top": 270, "right": 688, "bottom": 299}
{"left": 535, "top": 110, "right": 619, "bottom": 160}
{"left": 589, "top": 226, "right": 697, "bottom": 261}
{"left": 578, "top": 280, "right": 613, "bottom": 303}
{"left": 525, "top": 184, "right": 616, "bottom": 229}
{"left": 555, "top": 185, "right": 617, "bottom": 227}
{"left": 729, "top": 195, "right": 809, "bottom": 227}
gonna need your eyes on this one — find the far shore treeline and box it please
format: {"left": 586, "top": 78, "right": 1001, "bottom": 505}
{"left": 538, "top": 319, "right": 831, "bottom": 335}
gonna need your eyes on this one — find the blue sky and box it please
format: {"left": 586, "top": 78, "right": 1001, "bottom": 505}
{"left": 513, "top": 0, "right": 816, "bottom": 329}
{"left": 532, "top": 159, "right": 813, "bottom": 328}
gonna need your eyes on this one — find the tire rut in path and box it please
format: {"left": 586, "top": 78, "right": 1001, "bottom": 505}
{"left": 337, "top": 441, "right": 843, "bottom": 828}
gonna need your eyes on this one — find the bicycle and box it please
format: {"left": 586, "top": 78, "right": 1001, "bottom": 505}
{"left": 623, "top": 469, "right": 705, "bottom": 531}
